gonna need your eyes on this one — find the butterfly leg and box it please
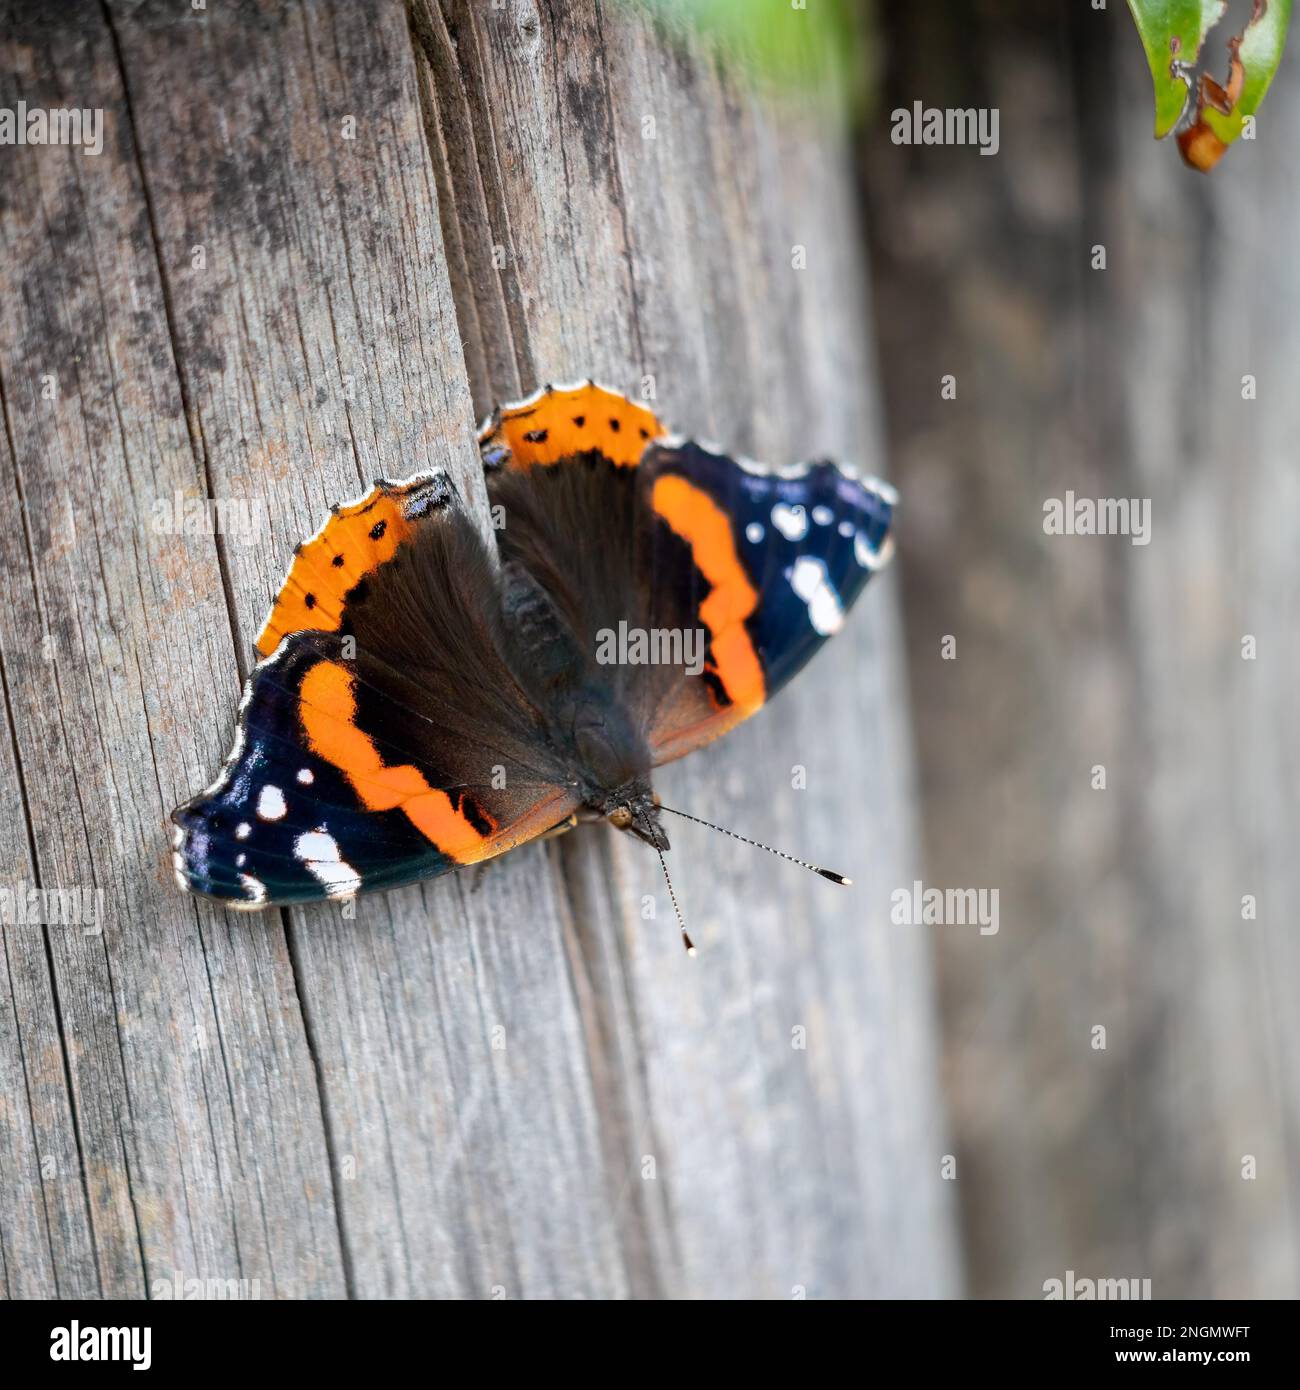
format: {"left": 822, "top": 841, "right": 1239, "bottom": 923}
{"left": 538, "top": 813, "right": 579, "bottom": 841}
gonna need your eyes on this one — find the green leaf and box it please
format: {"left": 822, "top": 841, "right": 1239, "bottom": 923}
{"left": 1202, "top": 0, "right": 1293, "bottom": 145}
{"left": 1126, "top": 0, "right": 1293, "bottom": 168}
{"left": 1125, "top": 0, "right": 1224, "bottom": 139}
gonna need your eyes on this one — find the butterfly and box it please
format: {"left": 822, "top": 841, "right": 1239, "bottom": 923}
{"left": 170, "top": 382, "right": 896, "bottom": 945}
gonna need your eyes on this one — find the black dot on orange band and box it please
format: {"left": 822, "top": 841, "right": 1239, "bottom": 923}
{"left": 609, "top": 418, "right": 621, "bottom": 431}
{"left": 639, "top": 427, "right": 650, "bottom": 439}
{"left": 332, "top": 554, "right": 344, "bottom": 567}
{"left": 369, "top": 519, "right": 387, "bottom": 540}
{"left": 573, "top": 415, "right": 585, "bottom": 427}
{"left": 524, "top": 428, "right": 549, "bottom": 443}
{"left": 304, "top": 593, "right": 316, "bottom": 609}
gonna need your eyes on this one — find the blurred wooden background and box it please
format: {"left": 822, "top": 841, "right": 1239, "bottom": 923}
{"left": 864, "top": 0, "right": 1300, "bottom": 1298}
{"left": 0, "top": 0, "right": 956, "bottom": 1298}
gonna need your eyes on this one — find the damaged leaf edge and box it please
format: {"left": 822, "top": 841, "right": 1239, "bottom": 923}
{"left": 1185, "top": 0, "right": 1294, "bottom": 169}
{"left": 1127, "top": 0, "right": 1226, "bottom": 140}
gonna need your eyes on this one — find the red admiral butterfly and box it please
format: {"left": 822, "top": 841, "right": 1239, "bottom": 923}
{"left": 171, "top": 383, "right": 896, "bottom": 948}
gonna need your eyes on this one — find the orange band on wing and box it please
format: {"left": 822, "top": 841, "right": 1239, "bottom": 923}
{"left": 256, "top": 488, "right": 417, "bottom": 658}
{"left": 480, "top": 383, "right": 663, "bottom": 470}
{"left": 651, "top": 475, "right": 765, "bottom": 716}
{"left": 297, "top": 660, "right": 497, "bottom": 863}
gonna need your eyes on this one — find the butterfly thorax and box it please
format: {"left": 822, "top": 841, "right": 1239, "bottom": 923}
{"left": 560, "top": 694, "right": 668, "bottom": 850}
{"left": 496, "top": 557, "right": 667, "bottom": 849}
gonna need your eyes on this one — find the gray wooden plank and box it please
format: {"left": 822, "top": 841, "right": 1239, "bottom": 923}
{"left": 0, "top": 0, "right": 344, "bottom": 1297}
{"left": 107, "top": 0, "right": 627, "bottom": 1298}
{"left": 417, "top": 0, "right": 958, "bottom": 1297}
{"left": 0, "top": 661, "right": 99, "bottom": 1299}
{"left": 1, "top": 0, "right": 956, "bottom": 1300}
{"left": 1106, "top": 10, "right": 1300, "bottom": 1299}
{"left": 863, "top": 1, "right": 1300, "bottom": 1298}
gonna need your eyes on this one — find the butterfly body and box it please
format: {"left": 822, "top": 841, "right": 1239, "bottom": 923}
{"left": 495, "top": 550, "right": 667, "bottom": 849}
{"left": 171, "top": 384, "right": 895, "bottom": 909}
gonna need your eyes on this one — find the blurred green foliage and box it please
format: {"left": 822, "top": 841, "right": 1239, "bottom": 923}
{"left": 622, "top": 0, "right": 876, "bottom": 121}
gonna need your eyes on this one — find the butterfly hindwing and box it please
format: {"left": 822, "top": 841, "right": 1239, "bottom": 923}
{"left": 479, "top": 381, "right": 664, "bottom": 472}
{"left": 255, "top": 472, "right": 453, "bottom": 659}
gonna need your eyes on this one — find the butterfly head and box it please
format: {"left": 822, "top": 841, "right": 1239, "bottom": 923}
{"left": 603, "top": 785, "right": 669, "bottom": 851}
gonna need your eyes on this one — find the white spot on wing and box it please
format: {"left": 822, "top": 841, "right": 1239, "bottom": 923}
{"left": 812, "top": 504, "right": 834, "bottom": 526}
{"left": 855, "top": 530, "right": 893, "bottom": 571}
{"left": 297, "top": 768, "right": 315, "bottom": 785}
{"left": 235, "top": 822, "right": 251, "bottom": 841}
{"left": 294, "top": 827, "right": 363, "bottom": 899}
{"left": 789, "top": 556, "right": 844, "bottom": 636}
{"left": 771, "top": 503, "right": 808, "bottom": 541}
{"left": 745, "top": 521, "right": 764, "bottom": 544}
{"left": 257, "top": 784, "right": 287, "bottom": 821}
{"left": 238, "top": 873, "right": 268, "bottom": 904}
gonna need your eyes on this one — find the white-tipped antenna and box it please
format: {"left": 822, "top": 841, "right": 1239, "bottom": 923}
{"left": 659, "top": 805, "right": 852, "bottom": 886}
{"left": 656, "top": 845, "right": 696, "bottom": 955}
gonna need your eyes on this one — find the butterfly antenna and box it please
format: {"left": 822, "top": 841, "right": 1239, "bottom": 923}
{"left": 656, "top": 845, "right": 695, "bottom": 955}
{"left": 658, "top": 804, "right": 852, "bottom": 886}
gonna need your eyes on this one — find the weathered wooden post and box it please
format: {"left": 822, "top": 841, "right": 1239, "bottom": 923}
{"left": 0, "top": 0, "right": 957, "bottom": 1297}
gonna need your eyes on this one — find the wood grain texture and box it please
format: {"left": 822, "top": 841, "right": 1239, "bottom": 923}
{"left": 864, "top": 1, "right": 1300, "bottom": 1299}
{"left": 0, "top": 0, "right": 343, "bottom": 1298}
{"left": 0, "top": 0, "right": 956, "bottom": 1298}
{"left": 413, "top": 0, "right": 957, "bottom": 1298}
